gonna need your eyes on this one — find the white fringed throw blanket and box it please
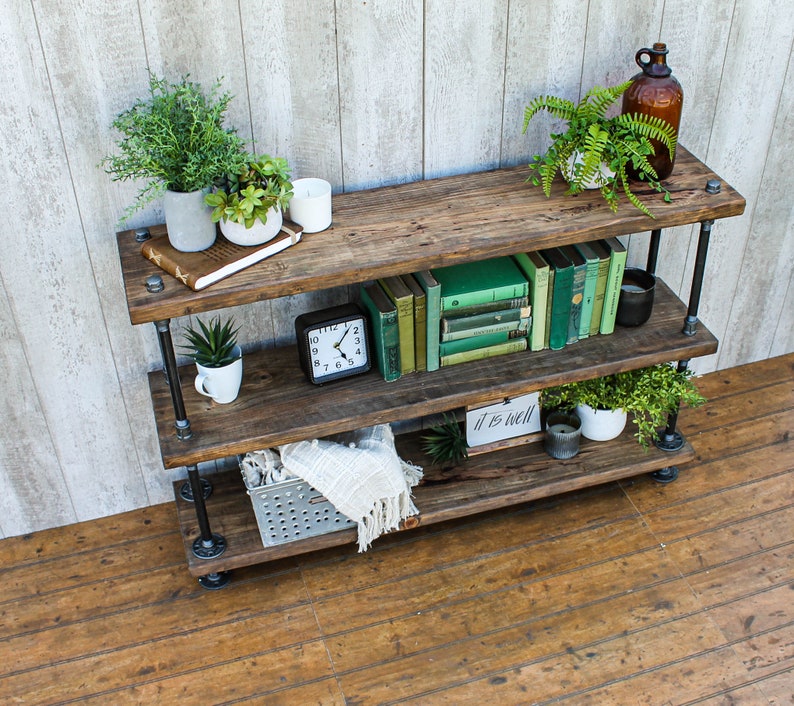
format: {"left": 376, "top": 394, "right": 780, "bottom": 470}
{"left": 242, "top": 425, "right": 422, "bottom": 552}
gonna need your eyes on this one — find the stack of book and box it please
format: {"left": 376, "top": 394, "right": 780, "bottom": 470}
{"left": 515, "top": 237, "right": 628, "bottom": 352}
{"left": 359, "top": 240, "right": 629, "bottom": 381}
{"left": 432, "top": 257, "right": 530, "bottom": 367}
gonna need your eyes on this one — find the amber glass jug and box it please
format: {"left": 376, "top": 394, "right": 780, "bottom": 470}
{"left": 622, "top": 43, "right": 683, "bottom": 180}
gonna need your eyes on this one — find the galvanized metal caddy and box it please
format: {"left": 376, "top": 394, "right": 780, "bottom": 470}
{"left": 244, "top": 475, "right": 356, "bottom": 547}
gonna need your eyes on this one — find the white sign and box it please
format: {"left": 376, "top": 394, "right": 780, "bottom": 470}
{"left": 465, "top": 392, "right": 541, "bottom": 447}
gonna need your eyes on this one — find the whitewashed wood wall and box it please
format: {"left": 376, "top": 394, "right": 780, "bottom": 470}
{"left": 1, "top": 0, "right": 792, "bottom": 538}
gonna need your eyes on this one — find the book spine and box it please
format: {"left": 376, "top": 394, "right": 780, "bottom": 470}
{"left": 543, "top": 268, "right": 555, "bottom": 350}
{"left": 439, "top": 296, "right": 529, "bottom": 317}
{"left": 547, "top": 262, "right": 573, "bottom": 351}
{"left": 513, "top": 252, "right": 549, "bottom": 352}
{"left": 440, "top": 338, "right": 528, "bottom": 367}
{"left": 599, "top": 240, "right": 628, "bottom": 335}
{"left": 438, "top": 331, "right": 509, "bottom": 357}
{"left": 440, "top": 317, "right": 529, "bottom": 342}
{"left": 441, "top": 306, "right": 527, "bottom": 333}
{"left": 413, "top": 270, "right": 441, "bottom": 372}
{"left": 411, "top": 287, "right": 427, "bottom": 373}
{"left": 379, "top": 278, "right": 415, "bottom": 374}
{"left": 141, "top": 242, "right": 201, "bottom": 290}
{"left": 566, "top": 261, "right": 586, "bottom": 345}
{"left": 575, "top": 245, "right": 599, "bottom": 340}
{"left": 441, "top": 282, "right": 529, "bottom": 312}
{"left": 359, "top": 285, "right": 401, "bottom": 382}
{"left": 589, "top": 251, "right": 611, "bottom": 336}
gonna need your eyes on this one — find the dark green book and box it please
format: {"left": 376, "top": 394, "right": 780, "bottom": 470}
{"left": 560, "top": 245, "right": 587, "bottom": 345}
{"left": 540, "top": 248, "right": 574, "bottom": 351}
{"left": 360, "top": 282, "right": 401, "bottom": 382}
{"left": 432, "top": 257, "right": 529, "bottom": 312}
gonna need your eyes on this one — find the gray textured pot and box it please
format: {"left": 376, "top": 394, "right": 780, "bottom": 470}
{"left": 163, "top": 188, "right": 216, "bottom": 252}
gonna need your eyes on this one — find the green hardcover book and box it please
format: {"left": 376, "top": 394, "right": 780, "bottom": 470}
{"left": 441, "top": 305, "right": 529, "bottom": 334}
{"left": 413, "top": 270, "right": 441, "bottom": 372}
{"left": 439, "top": 331, "right": 510, "bottom": 357}
{"left": 402, "top": 273, "right": 427, "bottom": 372}
{"left": 573, "top": 242, "right": 601, "bottom": 340}
{"left": 441, "top": 295, "right": 529, "bottom": 317}
{"left": 379, "top": 275, "right": 415, "bottom": 374}
{"left": 513, "top": 251, "right": 550, "bottom": 351}
{"left": 599, "top": 237, "right": 628, "bottom": 335}
{"left": 440, "top": 317, "right": 529, "bottom": 342}
{"left": 560, "top": 245, "right": 586, "bottom": 345}
{"left": 432, "top": 257, "right": 529, "bottom": 312}
{"left": 587, "top": 240, "right": 612, "bottom": 336}
{"left": 359, "top": 282, "right": 401, "bottom": 382}
{"left": 440, "top": 337, "right": 528, "bottom": 367}
{"left": 540, "top": 248, "right": 574, "bottom": 351}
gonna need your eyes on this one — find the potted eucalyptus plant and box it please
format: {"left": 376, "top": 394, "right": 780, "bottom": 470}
{"left": 522, "top": 80, "right": 678, "bottom": 218}
{"left": 541, "top": 363, "right": 706, "bottom": 448}
{"left": 205, "top": 154, "right": 294, "bottom": 246}
{"left": 102, "top": 73, "right": 246, "bottom": 252}
{"left": 181, "top": 315, "right": 243, "bottom": 404}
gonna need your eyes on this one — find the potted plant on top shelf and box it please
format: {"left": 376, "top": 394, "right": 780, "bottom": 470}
{"left": 181, "top": 315, "right": 243, "bottom": 404}
{"left": 522, "top": 80, "right": 678, "bottom": 218}
{"left": 102, "top": 72, "right": 246, "bottom": 252}
{"left": 205, "top": 154, "right": 294, "bottom": 246}
{"left": 541, "top": 363, "right": 706, "bottom": 448}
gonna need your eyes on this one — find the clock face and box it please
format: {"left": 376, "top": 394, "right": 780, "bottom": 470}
{"left": 295, "top": 304, "right": 371, "bottom": 384}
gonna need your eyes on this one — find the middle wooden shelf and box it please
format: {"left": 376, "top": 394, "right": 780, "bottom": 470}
{"left": 150, "top": 279, "right": 717, "bottom": 469}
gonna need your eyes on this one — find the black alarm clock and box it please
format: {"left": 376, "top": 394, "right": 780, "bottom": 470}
{"left": 295, "top": 303, "right": 372, "bottom": 384}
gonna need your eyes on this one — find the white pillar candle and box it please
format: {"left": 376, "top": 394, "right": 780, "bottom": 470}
{"left": 288, "top": 178, "right": 333, "bottom": 233}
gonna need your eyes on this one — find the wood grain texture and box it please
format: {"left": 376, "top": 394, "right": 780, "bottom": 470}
{"left": 1, "top": 354, "right": 791, "bottom": 704}
{"left": 0, "top": 0, "right": 791, "bottom": 538}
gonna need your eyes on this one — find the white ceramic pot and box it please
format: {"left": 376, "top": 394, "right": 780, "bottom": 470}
{"left": 219, "top": 207, "right": 283, "bottom": 246}
{"left": 194, "top": 345, "right": 243, "bottom": 404}
{"left": 563, "top": 153, "right": 615, "bottom": 190}
{"left": 575, "top": 404, "right": 628, "bottom": 441}
{"left": 163, "top": 188, "right": 216, "bottom": 252}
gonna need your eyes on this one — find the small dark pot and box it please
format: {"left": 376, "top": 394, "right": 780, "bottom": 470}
{"left": 616, "top": 267, "right": 656, "bottom": 327}
{"left": 544, "top": 412, "right": 582, "bottom": 460}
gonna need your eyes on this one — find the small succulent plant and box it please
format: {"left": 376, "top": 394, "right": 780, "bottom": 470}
{"left": 422, "top": 413, "right": 469, "bottom": 465}
{"left": 181, "top": 315, "right": 241, "bottom": 368}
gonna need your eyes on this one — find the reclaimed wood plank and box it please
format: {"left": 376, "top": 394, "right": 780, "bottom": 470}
{"left": 117, "top": 147, "right": 745, "bottom": 324}
{"left": 152, "top": 281, "right": 714, "bottom": 467}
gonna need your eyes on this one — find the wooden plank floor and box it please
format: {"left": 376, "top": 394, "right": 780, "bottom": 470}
{"left": 1, "top": 354, "right": 792, "bottom": 705}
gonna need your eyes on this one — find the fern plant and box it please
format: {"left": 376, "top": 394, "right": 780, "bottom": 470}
{"left": 181, "top": 316, "right": 241, "bottom": 368}
{"left": 522, "top": 80, "right": 677, "bottom": 218}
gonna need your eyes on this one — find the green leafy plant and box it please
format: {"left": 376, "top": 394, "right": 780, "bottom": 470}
{"left": 181, "top": 316, "right": 241, "bottom": 368}
{"left": 422, "top": 413, "right": 469, "bottom": 465}
{"left": 101, "top": 73, "right": 246, "bottom": 221}
{"left": 522, "top": 80, "right": 677, "bottom": 218}
{"left": 205, "top": 155, "right": 293, "bottom": 228}
{"left": 541, "top": 364, "right": 706, "bottom": 448}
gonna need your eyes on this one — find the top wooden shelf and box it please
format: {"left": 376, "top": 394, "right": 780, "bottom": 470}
{"left": 117, "top": 146, "right": 745, "bottom": 325}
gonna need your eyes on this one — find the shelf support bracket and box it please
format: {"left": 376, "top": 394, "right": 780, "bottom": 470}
{"left": 154, "top": 319, "right": 192, "bottom": 440}
{"left": 683, "top": 219, "right": 714, "bottom": 336}
{"left": 185, "top": 464, "right": 227, "bottom": 560}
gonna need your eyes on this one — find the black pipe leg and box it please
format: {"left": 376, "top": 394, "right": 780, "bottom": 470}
{"left": 651, "top": 466, "right": 680, "bottom": 483}
{"left": 154, "top": 319, "right": 192, "bottom": 440}
{"left": 185, "top": 465, "right": 226, "bottom": 560}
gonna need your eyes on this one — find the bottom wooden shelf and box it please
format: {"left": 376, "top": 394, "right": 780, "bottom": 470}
{"left": 173, "top": 428, "right": 695, "bottom": 578}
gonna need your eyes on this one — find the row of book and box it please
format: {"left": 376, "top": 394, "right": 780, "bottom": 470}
{"left": 359, "top": 236, "right": 627, "bottom": 381}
